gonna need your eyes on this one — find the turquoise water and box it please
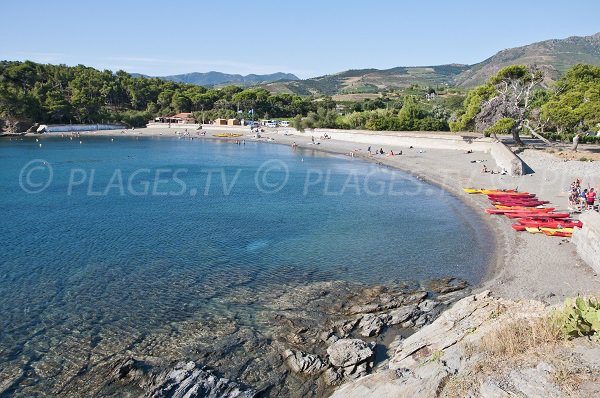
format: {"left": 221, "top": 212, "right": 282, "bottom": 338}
{"left": 0, "top": 136, "right": 493, "bottom": 394}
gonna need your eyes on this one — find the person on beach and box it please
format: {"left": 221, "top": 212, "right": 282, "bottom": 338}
{"left": 481, "top": 165, "right": 488, "bottom": 173}
{"left": 379, "top": 148, "right": 384, "bottom": 155}
{"left": 311, "top": 136, "right": 315, "bottom": 144}
{"left": 586, "top": 188, "right": 596, "bottom": 210}
{"left": 367, "top": 146, "right": 371, "bottom": 154}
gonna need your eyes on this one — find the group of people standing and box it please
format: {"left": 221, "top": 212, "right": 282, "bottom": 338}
{"left": 569, "top": 179, "right": 597, "bottom": 211}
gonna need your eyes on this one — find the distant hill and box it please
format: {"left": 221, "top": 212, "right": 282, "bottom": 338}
{"left": 261, "top": 65, "right": 469, "bottom": 95}
{"left": 454, "top": 32, "right": 600, "bottom": 87}
{"left": 261, "top": 32, "right": 600, "bottom": 95}
{"left": 131, "top": 71, "right": 299, "bottom": 86}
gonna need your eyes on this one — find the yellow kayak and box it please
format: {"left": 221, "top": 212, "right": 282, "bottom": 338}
{"left": 526, "top": 227, "right": 574, "bottom": 235}
{"left": 540, "top": 227, "right": 574, "bottom": 234}
{"left": 525, "top": 227, "right": 542, "bottom": 233}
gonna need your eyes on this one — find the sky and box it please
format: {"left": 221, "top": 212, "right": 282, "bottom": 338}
{"left": 2, "top": 0, "right": 599, "bottom": 79}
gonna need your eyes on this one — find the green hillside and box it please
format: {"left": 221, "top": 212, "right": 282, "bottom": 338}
{"left": 261, "top": 32, "right": 600, "bottom": 95}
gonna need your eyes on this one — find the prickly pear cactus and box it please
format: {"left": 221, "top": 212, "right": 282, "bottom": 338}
{"left": 559, "top": 296, "right": 600, "bottom": 338}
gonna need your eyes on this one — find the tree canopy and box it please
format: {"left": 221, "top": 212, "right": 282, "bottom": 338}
{"left": 0, "top": 61, "right": 315, "bottom": 127}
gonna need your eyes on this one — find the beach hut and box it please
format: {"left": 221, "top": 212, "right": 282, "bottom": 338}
{"left": 227, "top": 119, "right": 241, "bottom": 126}
{"left": 213, "top": 118, "right": 228, "bottom": 125}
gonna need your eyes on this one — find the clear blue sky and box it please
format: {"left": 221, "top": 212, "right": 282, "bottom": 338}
{"left": 2, "top": 0, "right": 599, "bottom": 78}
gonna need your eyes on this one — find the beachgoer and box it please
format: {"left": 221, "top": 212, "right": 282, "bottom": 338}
{"left": 311, "top": 136, "right": 315, "bottom": 143}
{"left": 481, "top": 165, "right": 488, "bottom": 173}
{"left": 390, "top": 150, "right": 394, "bottom": 156}
{"left": 586, "top": 188, "right": 596, "bottom": 210}
{"left": 379, "top": 148, "right": 384, "bottom": 155}
{"left": 367, "top": 146, "right": 371, "bottom": 154}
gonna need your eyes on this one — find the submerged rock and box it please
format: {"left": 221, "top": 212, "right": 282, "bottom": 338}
{"left": 283, "top": 349, "right": 327, "bottom": 376}
{"left": 144, "top": 361, "right": 255, "bottom": 398}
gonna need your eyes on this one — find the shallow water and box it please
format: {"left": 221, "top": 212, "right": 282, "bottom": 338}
{"left": 0, "top": 136, "right": 493, "bottom": 395}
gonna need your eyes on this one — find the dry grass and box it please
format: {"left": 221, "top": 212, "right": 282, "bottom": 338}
{"left": 441, "top": 316, "right": 577, "bottom": 397}
{"left": 478, "top": 316, "right": 564, "bottom": 359}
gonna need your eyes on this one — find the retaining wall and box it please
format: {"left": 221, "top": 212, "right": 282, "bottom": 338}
{"left": 572, "top": 211, "right": 600, "bottom": 274}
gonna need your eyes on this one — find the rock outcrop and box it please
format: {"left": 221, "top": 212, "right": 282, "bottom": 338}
{"left": 331, "top": 291, "right": 600, "bottom": 397}
{"left": 283, "top": 350, "right": 326, "bottom": 376}
{"left": 144, "top": 361, "right": 255, "bottom": 398}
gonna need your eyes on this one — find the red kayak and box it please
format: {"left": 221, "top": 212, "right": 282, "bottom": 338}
{"left": 488, "top": 193, "right": 536, "bottom": 199}
{"left": 492, "top": 199, "right": 549, "bottom": 207}
{"left": 517, "top": 218, "right": 583, "bottom": 229}
{"left": 505, "top": 212, "right": 570, "bottom": 219}
{"left": 511, "top": 224, "right": 527, "bottom": 231}
{"left": 486, "top": 208, "right": 553, "bottom": 214}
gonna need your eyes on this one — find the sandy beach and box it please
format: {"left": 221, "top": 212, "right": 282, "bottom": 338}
{"left": 65, "top": 126, "right": 600, "bottom": 304}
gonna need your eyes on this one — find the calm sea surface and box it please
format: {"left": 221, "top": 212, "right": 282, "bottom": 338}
{"left": 0, "top": 136, "right": 493, "bottom": 393}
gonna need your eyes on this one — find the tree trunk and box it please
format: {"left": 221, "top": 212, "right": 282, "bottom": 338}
{"left": 512, "top": 129, "right": 524, "bottom": 146}
{"left": 523, "top": 122, "right": 553, "bottom": 146}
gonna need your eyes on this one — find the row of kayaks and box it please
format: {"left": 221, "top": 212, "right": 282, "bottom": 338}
{"left": 464, "top": 188, "right": 583, "bottom": 237}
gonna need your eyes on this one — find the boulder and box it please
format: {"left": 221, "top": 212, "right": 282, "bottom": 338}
{"left": 327, "top": 339, "right": 374, "bottom": 368}
{"left": 283, "top": 349, "right": 327, "bottom": 376}
{"left": 358, "top": 313, "right": 391, "bottom": 337}
{"left": 388, "top": 304, "right": 419, "bottom": 325}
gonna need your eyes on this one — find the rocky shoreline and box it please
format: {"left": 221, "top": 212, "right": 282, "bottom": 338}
{"left": 0, "top": 277, "right": 470, "bottom": 397}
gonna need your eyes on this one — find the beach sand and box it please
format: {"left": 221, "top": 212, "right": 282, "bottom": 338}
{"left": 63, "top": 127, "right": 600, "bottom": 303}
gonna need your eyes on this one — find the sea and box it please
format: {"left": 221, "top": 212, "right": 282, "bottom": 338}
{"left": 0, "top": 136, "right": 493, "bottom": 395}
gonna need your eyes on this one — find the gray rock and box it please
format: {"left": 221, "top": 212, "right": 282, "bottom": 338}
{"left": 358, "top": 313, "right": 391, "bottom": 337}
{"left": 283, "top": 349, "right": 327, "bottom": 376}
{"left": 509, "top": 363, "right": 561, "bottom": 397}
{"left": 333, "top": 318, "right": 359, "bottom": 338}
{"left": 388, "top": 304, "right": 419, "bottom": 325}
{"left": 418, "top": 299, "right": 438, "bottom": 313}
{"left": 322, "top": 367, "right": 343, "bottom": 386}
{"left": 327, "top": 339, "right": 374, "bottom": 368}
{"left": 144, "top": 361, "right": 255, "bottom": 398}
{"left": 480, "top": 379, "right": 512, "bottom": 398}
{"left": 344, "top": 362, "right": 369, "bottom": 380}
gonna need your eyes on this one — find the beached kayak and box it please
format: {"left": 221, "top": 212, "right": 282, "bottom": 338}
{"left": 540, "top": 227, "right": 574, "bottom": 234}
{"left": 517, "top": 218, "right": 582, "bottom": 229}
{"left": 494, "top": 205, "right": 554, "bottom": 211}
{"left": 464, "top": 188, "right": 524, "bottom": 194}
{"left": 542, "top": 230, "right": 573, "bottom": 237}
{"left": 485, "top": 208, "right": 553, "bottom": 214}
{"left": 511, "top": 224, "right": 527, "bottom": 231}
{"left": 488, "top": 193, "right": 536, "bottom": 199}
{"left": 491, "top": 201, "right": 548, "bottom": 207}
{"left": 505, "top": 212, "right": 570, "bottom": 219}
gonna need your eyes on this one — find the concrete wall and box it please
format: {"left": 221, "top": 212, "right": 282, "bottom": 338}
{"left": 572, "top": 211, "right": 600, "bottom": 274}
{"left": 40, "top": 124, "right": 126, "bottom": 133}
{"left": 489, "top": 141, "right": 525, "bottom": 176}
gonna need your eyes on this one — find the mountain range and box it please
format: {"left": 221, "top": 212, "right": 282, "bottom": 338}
{"left": 136, "top": 32, "right": 600, "bottom": 95}
{"left": 261, "top": 32, "right": 600, "bottom": 95}
{"left": 130, "top": 71, "right": 299, "bottom": 86}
